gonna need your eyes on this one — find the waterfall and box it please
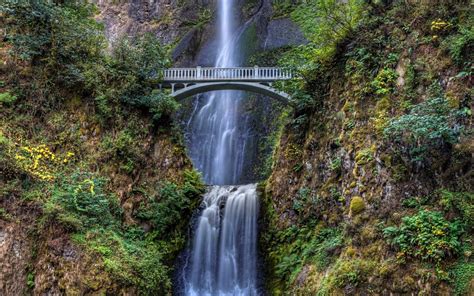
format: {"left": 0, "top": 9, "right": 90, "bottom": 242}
{"left": 182, "top": 0, "right": 260, "bottom": 295}
{"left": 185, "top": 185, "right": 258, "bottom": 295}
{"left": 186, "top": 0, "right": 249, "bottom": 185}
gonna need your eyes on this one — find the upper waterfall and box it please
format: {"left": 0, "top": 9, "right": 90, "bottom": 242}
{"left": 185, "top": 0, "right": 252, "bottom": 185}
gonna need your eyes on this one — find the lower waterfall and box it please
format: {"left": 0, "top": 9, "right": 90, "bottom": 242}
{"left": 184, "top": 185, "right": 259, "bottom": 296}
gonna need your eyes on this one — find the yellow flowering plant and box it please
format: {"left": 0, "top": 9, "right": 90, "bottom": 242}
{"left": 14, "top": 144, "right": 75, "bottom": 181}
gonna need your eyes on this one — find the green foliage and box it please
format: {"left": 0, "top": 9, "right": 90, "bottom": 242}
{"left": 0, "top": 207, "right": 13, "bottom": 220}
{"left": 384, "top": 97, "right": 467, "bottom": 160}
{"left": 26, "top": 272, "right": 35, "bottom": 289}
{"left": 44, "top": 172, "right": 121, "bottom": 231}
{"left": 355, "top": 148, "right": 374, "bottom": 165}
{"left": 439, "top": 190, "right": 474, "bottom": 226}
{"left": 1, "top": 0, "right": 104, "bottom": 91}
{"left": 84, "top": 33, "right": 175, "bottom": 121}
{"left": 0, "top": 92, "right": 17, "bottom": 104}
{"left": 292, "top": 187, "right": 320, "bottom": 219}
{"left": 383, "top": 210, "right": 464, "bottom": 263}
{"left": 273, "top": 226, "right": 343, "bottom": 283}
{"left": 43, "top": 169, "right": 202, "bottom": 294}
{"left": 317, "top": 258, "right": 376, "bottom": 294}
{"left": 271, "top": 0, "right": 297, "bottom": 18}
{"left": 449, "top": 261, "right": 474, "bottom": 296}
{"left": 284, "top": 0, "right": 366, "bottom": 73}
{"left": 2, "top": 1, "right": 176, "bottom": 122}
{"left": 73, "top": 228, "right": 173, "bottom": 294}
{"left": 370, "top": 68, "right": 398, "bottom": 96}
{"left": 182, "top": 8, "right": 212, "bottom": 28}
{"left": 401, "top": 196, "right": 430, "bottom": 209}
{"left": 101, "top": 129, "right": 140, "bottom": 173}
{"left": 143, "top": 90, "right": 180, "bottom": 123}
{"left": 135, "top": 170, "right": 204, "bottom": 235}
{"left": 443, "top": 14, "right": 473, "bottom": 69}
{"left": 329, "top": 156, "right": 342, "bottom": 173}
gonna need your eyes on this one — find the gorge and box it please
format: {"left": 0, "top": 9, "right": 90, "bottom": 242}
{"left": 0, "top": 1, "right": 473, "bottom": 295}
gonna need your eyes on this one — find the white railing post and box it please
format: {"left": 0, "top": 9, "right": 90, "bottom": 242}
{"left": 197, "top": 66, "right": 201, "bottom": 79}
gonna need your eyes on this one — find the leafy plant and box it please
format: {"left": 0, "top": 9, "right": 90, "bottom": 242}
{"left": 384, "top": 97, "right": 467, "bottom": 159}
{"left": 135, "top": 170, "right": 204, "bottom": 235}
{"left": 0, "top": 92, "right": 17, "bottom": 104}
{"left": 370, "top": 68, "right": 398, "bottom": 96}
{"left": 442, "top": 14, "right": 473, "bottom": 69}
{"left": 274, "top": 226, "right": 343, "bottom": 282}
{"left": 44, "top": 172, "right": 121, "bottom": 231}
{"left": 100, "top": 129, "right": 140, "bottom": 173}
{"left": 73, "top": 228, "right": 173, "bottom": 294}
{"left": 2, "top": 1, "right": 176, "bottom": 122}
{"left": 1, "top": 1, "right": 105, "bottom": 94}
{"left": 449, "top": 261, "right": 474, "bottom": 296}
{"left": 329, "top": 156, "right": 342, "bottom": 173}
{"left": 292, "top": 187, "right": 319, "bottom": 213}
{"left": 383, "top": 210, "right": 464, "bottom": 263}
{"left": 439, "top": 190, "right": 474, "bottom": 226}
{"left": 288, "top": 0, "right": 366, "bottom": 71}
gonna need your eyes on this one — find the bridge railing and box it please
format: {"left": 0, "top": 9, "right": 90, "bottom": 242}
{"left": 162, "top": 66, "right": 292, "bottom": 82}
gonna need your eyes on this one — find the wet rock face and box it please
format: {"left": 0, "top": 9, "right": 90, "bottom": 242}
{"left": 263, "top": 17, "right": 307, "bottom": 50}
{"left": 0, "top": 223, "right": 31, "bottom": 296}
{"left": 95, "top": 0, "right": 306, "bottom": 66}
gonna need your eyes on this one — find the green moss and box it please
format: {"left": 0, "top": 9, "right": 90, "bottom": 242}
{"left": 355, "top": 148, "right": 374, "bottom": 165}
{"left": 317, "top": 258, "right": 377, "bottom": 295}
{"left": 0, "top": 92, "right": 17, "bottom": 104}
{"left": 350, "top": 196, "right": 365, "bottom": 215}
{"left": 450, "top": 261, "right": 474, "bottom": 295}
{"left": 370, "top": 68, "right": 398, "bottom": 96}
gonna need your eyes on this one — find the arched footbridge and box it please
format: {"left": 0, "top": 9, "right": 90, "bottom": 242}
{"left": 160, "top": 66, "right": 293, "bottom": 105}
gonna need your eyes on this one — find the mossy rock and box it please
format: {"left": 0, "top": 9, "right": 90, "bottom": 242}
{"left": 350, "top": 196, "right": 365, "bottom": 215}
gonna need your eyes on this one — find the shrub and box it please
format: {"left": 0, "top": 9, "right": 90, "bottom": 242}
{"left": 1, "top": 1, "right": 105, "bottom": 94}
{"left": 44, "top": 172, "right": 121, "bottom": 231}
{"left": 13, "top": 144, "right": 74, "bottom": 181}
{"left": 383, "top": 210, "right": 464, "bottom": 263}
{"left": 442, "top": 14, "right": 473, "bottom": 69}
{"left": 73, "top": 228, "right": 173, "bottom": 294}
{"left": 289, "top": 0, "right": 366, "bottom": 70}
{"left": 100, "top": 129, "right": 140, "bottom": 173}
{"left": 2, "top": 1, "right": 176, "bottom": 122}
{"left": 439, "top": 190, "right": 474, "bottom": 226}
{"left": 274, "top": 227, "right": 343, "bottom": 282}
{"left": 135, "top": 169, "right": 204, "bottom": 235}
{"left": 370, "top": 68, "right": 398, "bottom": 96}
{"left": 384, "top": 97, "right": 467, "bottom": 160}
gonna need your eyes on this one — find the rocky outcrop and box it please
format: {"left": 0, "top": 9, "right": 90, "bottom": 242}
{"left": 263, "top": 17, "right": 307, "bottom": 50}
{"left": 95, "top": 0, "right": 306, "bottom": 66}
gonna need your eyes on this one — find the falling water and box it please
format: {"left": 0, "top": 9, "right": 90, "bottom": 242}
{"left": 182, "top": 0, "right": 260, "bottom": 295}
{"left": 186, "top": 0, "right": 249, "bottom": 185}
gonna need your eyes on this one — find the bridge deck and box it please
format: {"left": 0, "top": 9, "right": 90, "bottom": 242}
{"left": 162, "top": 67, "right": 292, "bottom": 83}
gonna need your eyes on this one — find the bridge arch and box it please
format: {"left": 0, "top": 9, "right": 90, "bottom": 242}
{"left": 170, "top": 82, "right": 291, "bottom": 105}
